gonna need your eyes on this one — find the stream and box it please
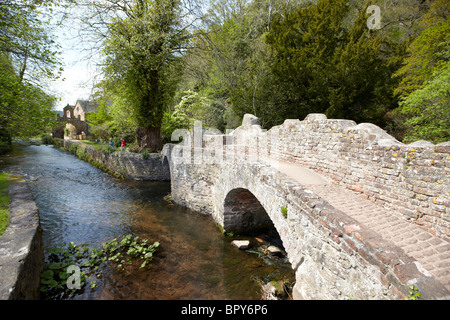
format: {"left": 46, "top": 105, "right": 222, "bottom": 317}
{"left": 0, "top": 141, "right": 294, "bottom": 300}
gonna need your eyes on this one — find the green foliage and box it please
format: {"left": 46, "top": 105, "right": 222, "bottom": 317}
{"left": 0, "top": 54, "right": 57, "bottom": 141}
{"left": 42, "top": 0, "right": 447, "bottom": 146}
{"left": 161, "top": 90, "right": 227, "bottom": 141}
{"left": 0, "top": 173, "right": 10, "bottom": 237}
{"left": 0, "top": 0, "right": 445, "bottom": 151}
{"left": 265, "top": 0, "right": 396, "bottom": 126}
{"left": 0, "top": 122, "right": 12, "bottom": 155}
{"left": 178, "top": 0, "right": 413, "bottom": 131}
{"left": 99, "top": 145, "right": 117, "bottom": 155}
{"left": 85, "top": 101, "right": 114, "bottom": 141}
{"left": 175, "top": 0, "right": 446, "bottom": 143}
{"left": 0, "top": 0, "right": 61, "bottom": 149}
{"left": 41, "top": 134, "right": 54, "bottom": 145}
{"left": 181, "top": 0, "right": 285, "bottom": 129}
{"left": 407, "top": 285, "right": 422, "bottom": 300}
{"left": 141, "top": 150, "right": 150, "bottom": 160}
{"left": 163, "top": 193, "right": 173, "bottom": 204}
{"left": 394, "top": 0, "right": 449, "bottom": 97}
{"left": 69, "top": 144, "right": 78, "bottom": 155}
{"left": 84, "top": 95, "right": 137, "bottom": 147}
{"left": 100, "top": 0, "right": 189, "bottom": 149}
{"left": 40, "top": 235, "right": 160, "bottom": 299}
{"left": 397, "top": 62, "right": 450, "bottom": 143}
{"left": 392, "top": 0, "right": 449, "bottom": 142}
{"left": 0, "top": 0, "right": 62, "bottom": 82}
{"left": 280, "top": 206, "right": 287, "bottom": 219}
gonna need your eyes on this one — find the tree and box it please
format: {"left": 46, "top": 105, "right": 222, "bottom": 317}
{"left": 265, "top": 0, "right": 396, "bottom": 125}
{"left": 180, "top": 0, "right": 307, "bottom": 129}
{"left": 392, "top": 0, "right": 449, "bottom": 143}
{"left": 85, "top": 99, "right": 113, "bottom": 141}
{"left": 99, "top": 0, "right": 189, "bottom": 150}
{"left": 0, "top": 0, "right": 62, "bottom": 153}
{"left": 397, "top": 62, "right": 449, "bottom": 143}
{"left": 0, "top": 0, "right": 62, "bottom": 83}
{"left": 393, "top": 0, "right": 449, "bottom": 97}
{"left": 161, "top": 89, "right": 226, "bottom": 141}
{"left": 325, "top": 3, "right": 397, "bottom": 123}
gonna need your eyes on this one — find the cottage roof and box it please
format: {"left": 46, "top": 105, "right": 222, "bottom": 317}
{"left": 75, "top": 100, "right": 99, "bottom": 113}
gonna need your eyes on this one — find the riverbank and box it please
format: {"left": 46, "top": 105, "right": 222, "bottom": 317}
{"left": 0, "top": 176, "right": 43, "bottom": 299}
{"left": 0, "top": 173, "right": 9, "bottom": 236}
{"left": 54, "top": 139, "right": 170, "bottom": 181}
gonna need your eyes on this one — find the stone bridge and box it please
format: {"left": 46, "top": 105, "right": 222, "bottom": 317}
{"left": 162, "top": 113, "right": 450, "bottom": 300}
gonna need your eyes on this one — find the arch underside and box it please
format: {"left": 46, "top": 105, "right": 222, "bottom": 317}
{"left": 223, "top": 188, "right": 274, "bottom": 235}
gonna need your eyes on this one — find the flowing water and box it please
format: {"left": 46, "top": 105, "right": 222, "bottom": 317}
{"left": 0, "top": 141, "right": 294, "bottom": 300}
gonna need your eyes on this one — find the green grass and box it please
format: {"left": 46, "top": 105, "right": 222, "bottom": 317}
{"left": 0, "top": 172, "right": 10, "bottom": 236}
{"left": 80, "top": 140, "right": 100, "bottom": 145}
{"left": 80, "top": 140, "right": 117, "bottom": 154}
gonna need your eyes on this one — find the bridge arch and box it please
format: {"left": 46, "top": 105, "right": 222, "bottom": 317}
{"left": 223, "top": 188, "right": 275, "bottom": 235}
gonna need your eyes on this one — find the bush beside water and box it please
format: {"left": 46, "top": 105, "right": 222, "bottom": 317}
{"left": 41, "top": 134, "right": 54, "bottom": 145}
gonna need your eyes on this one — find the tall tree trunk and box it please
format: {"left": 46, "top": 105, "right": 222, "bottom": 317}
{"left": 18, "top": 48, "right": 28, "bottom": 83}
{"left": 0, "top": 119, "right": 12, "bottom": 155}
{"left": 136, "top": 127, "right": 162, "bottom": 151}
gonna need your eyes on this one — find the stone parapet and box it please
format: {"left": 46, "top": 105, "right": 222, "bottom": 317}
{"left": 55, "top": 139, "right": 170, "bottom": 181}
{"left": 202, "top": 114, "right": 449, "bottom": 241}
{"left": 268, "top": 115, "right": 449, "bottom": 241}
{"left": 0, "top": 180, "right": 43, "bottom": 300}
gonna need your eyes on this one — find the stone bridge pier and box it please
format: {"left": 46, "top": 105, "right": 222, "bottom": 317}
{"left": 162, "top": 114, "right": 450, "bottom": 300}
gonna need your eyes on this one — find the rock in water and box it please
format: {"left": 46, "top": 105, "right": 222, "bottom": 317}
{"left": 231, "top": 240, "right": 250, "bottom": 250}
{"left": 263, "top": 281, "right": 286, "bottom": 298}
{"left": 267, "top": 245, "right": 282, "bottom": 256}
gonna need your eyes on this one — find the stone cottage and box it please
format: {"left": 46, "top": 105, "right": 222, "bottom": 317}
{"left": 52, "top": 100, "right": 98, "bottom": 140}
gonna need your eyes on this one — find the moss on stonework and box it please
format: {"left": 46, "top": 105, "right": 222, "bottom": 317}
{"left": 62, "top": 142, "right": 125, "bottom": 179}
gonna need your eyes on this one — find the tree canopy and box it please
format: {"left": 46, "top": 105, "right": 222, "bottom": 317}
{"left": 393, "top": 0, "right": 449, "bottom": 143}
{"left": 90, "top": 0, "right": 189, "bottom": 150}
{"left": 0, "top": 0, "right": 63, "bottom": 153}
{"left": 265, "top": 0, "right": 394, "bottom": 125}
{"left": 2, "top": 0, "right": 447, "bottom": 153}
{"left": 85, "top": 0, "right": 449, "bottom": 148}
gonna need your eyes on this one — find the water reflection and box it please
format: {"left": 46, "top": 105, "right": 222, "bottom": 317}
{"left": 0, "top": 142, "right": 294, "bottom": 299}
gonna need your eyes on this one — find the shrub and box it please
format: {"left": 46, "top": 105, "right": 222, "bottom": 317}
{"left": 280, "top": 206, "right": 288, "bottom": 219}
{"left": 41, "top": 134, "right": 54, "bottom": 145}
{"left": 69, "top": 144, "right": 78, "bottom": 154}
{"left": 142, "top": 150, "right": 150, "bottom": 160}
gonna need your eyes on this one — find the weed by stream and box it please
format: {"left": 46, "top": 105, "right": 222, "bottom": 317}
{"left": 40, "top": 234, "right": 159, "bottom": 299}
